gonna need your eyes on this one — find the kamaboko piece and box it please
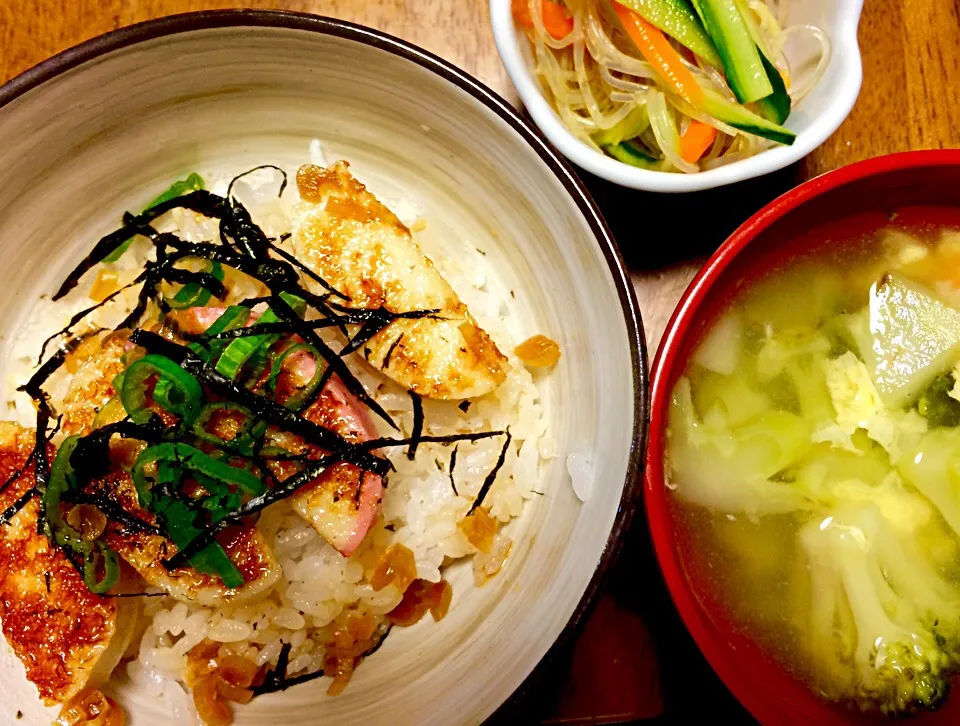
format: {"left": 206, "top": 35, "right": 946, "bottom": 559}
{"left": 292, "top": 162, "right": 508, "bottom": 400}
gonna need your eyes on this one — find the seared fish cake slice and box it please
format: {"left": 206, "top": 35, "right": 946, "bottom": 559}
{"left": 289, "top": 374, "right": 383, "bottom": 557}
{"left": 293, "top": 162, "right": 508, "bottom": 400}
{"left": 60, "top": 331, "right": 130, "bottom": 436}
{"left": 60, "top": 337, "right": 282, "bottom": 607}
{"left": 94, "top": 471, "right": 282, "bottom": 609}
{"left": 0, "top": 423, "right": 125, "bottom": 705}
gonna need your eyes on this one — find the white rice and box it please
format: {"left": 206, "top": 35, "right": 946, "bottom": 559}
{"left": 3, "top": 165, "right": 554, "bottom": 715}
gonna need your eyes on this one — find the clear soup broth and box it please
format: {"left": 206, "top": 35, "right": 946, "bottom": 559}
{"left": 667, "top": 220, "right": 960, "bottom": 720}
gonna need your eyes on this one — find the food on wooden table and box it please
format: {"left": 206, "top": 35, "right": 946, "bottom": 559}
{"left": 666, "top": 223, "right": 960, "bottom": 717}
{"left": 513, "top": 0, "right": 831, "bottom": 172}
{"left": 0, "top": 163, "right": 559, "bottom": 724}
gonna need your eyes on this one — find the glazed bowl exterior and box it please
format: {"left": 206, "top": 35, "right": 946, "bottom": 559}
{"left": 0, "top": 11, "right": 646, "bottom": 725}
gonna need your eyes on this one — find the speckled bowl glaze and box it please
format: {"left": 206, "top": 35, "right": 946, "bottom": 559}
{"left": 0, "top": 10, "right": 646, "bottom": 726}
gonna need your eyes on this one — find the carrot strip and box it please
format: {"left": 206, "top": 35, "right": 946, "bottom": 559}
{"left": 612, "top": 3, "right": 703, "bottom": 107}
{"left": 679, "top": 120, "right": 718, "bottom": 163}
{"left": 512, "top": 0, "right": 574, "bottom": 40}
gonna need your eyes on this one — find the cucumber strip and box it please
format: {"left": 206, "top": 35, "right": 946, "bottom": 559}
{"left": 700, "top": 89, "right": 795, "bottom": 145}
{"left": 602, "top": 141, "right": 661, "bottom": 169}
{"left": 754, "top": 50, "right": 791, "bottom": 124}
{"left": 690, "top": 0, "right": 773, "bottom": 104}
{"left": 592, "top": 106, "right": 650, "bottom": 146}
{"left": 732, "top": 0, "right": 771, "bottom": 58}
{"left": 730, "top": 0, "right": 790, "bottom": 123}
{"left": 617, "top": 0, "right": 722, "bottom": 69}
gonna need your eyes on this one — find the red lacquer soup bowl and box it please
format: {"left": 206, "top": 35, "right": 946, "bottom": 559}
{"left": 646, "top": 150, "right": 960, "bottom": 725}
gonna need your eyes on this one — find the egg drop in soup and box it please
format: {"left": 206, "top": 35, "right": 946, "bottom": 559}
{"left": 666, "top": 220, "right": 960, "bottom": 719}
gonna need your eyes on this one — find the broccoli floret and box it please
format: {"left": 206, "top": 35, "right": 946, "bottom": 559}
{"left": 915, "top": 372, "right": 960, "bottom": 428}
{"left": 800, "top": 504, "right": 960, "bottom": 716}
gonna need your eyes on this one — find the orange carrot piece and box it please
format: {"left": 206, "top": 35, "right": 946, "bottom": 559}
{"left": 613, "top": 2, "right": 703, "bottom": 107}
{"left": 679, "top": 120, "right": 718, "bottom": 163}
{"left": 512, "top": 0, "right": 574, "bottom": 40}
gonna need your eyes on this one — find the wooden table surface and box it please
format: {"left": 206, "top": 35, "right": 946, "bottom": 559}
{"left": 3, "top": 1, "right": 959, "bottom": 723}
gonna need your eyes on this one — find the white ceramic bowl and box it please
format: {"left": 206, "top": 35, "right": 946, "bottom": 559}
{"left": 491, "top": 0, "right": 865, "bottom": 193}
{"left": 0, "top": 10, "right": 646, "bottom": 726}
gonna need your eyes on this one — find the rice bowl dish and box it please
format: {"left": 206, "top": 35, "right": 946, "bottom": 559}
{"left": 0, "top": 161, "right": 559, "bottom": 725}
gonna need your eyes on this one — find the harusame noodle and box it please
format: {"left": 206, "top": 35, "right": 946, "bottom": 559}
{"left": 516, "top": 0, "right": 831, "bottom": 173}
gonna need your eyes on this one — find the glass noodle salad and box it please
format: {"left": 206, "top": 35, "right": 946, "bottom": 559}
{"left": 512, "top": 0, "right": 831, "bottom": 173}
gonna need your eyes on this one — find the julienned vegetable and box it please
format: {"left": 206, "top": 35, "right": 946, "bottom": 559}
{"left": 680, "top": 120, "right": 719, "bottom": 163}
{"left": 616, "top": 0, "right": 722, "bottom": 68}
{"left": 612, "top": 4, "right": 703, "bottom": 106}
{"left": 690, "top": 0, "right": 772, "bottom": 104}
{"left": 667, "top": 227, "right": 960, "bottom": 716}
{"left": 515, "top": 0, "right": 827, "bottom": 173}
{"left": 511, "top": 0, "right": 574, "bottom": 39}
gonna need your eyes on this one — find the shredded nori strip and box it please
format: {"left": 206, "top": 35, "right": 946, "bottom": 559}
{"left": 468, "top": 431, "right": 513, "bottom": 515}
{"left": 52, "top": 190, "right": 230, "bottom": 300}
{"left": 407, "top": 391, "right": 424, "bottom": 461}
{"left": 333, "top": 305, "right": 441, "bottom": 357}
{"left": 382, "top": 333, "right": 403, "bottom": 369}
{"left": 163, "top": 454, "right": 340, "bottom": 569}
{"left": 66, "top": 491, "right": 162, "bottom": 536}
{"left": 0, "top": 489, "right": 36, "bottom": 525}
{"left": 266, "top": 241, "right": 348, "bottom": 300}
{"left": 253, "top": 626, "right": 393, "bottom": 696}
{"left": 130, "top": 330, "right": 388, "bottom": 475}
{"left": 458, "top": 401, "right": 471, "bottom": 413}
{"left": 0, "top": 449, "right": 36, "bottom": 496}
{"left": 449, "top": 445, "right": 459, "bottom": 496}
{"left": 70, "top": 416, "right": 165, "bottom": 482}
{"left": 161, "top": 267, "right": 227, "bottom": 300}
{"left": 39, "top": 279, "right": 133, "bottom": 361}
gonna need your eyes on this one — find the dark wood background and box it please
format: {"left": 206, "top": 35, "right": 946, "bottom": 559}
{"left": 3, "top": 1, "right": 960, "bottom": 723}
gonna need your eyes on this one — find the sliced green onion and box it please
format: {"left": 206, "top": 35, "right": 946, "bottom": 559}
{"left": 268, "top": 343, "right": 325, "bottom": 410}
{"left": 121, "top": 354, "right": 203, "bottom": 426}
{"left": 105, "top": 173, "right": 204, "bottom": 263}
{"left": 193, "top": 403, "right": 257, "bottom": 448}
{"left": 201, "top": 305, "right": 252, "bottom": 361}
{"left": 167, "top": 260, "right": 224, "bottom": 310}
{"left": 215, "top": 293, "right": 305, "bottom": 381}
{"left": 42, "top": 436, "right": 82, "bottom": 543}
{"left": 133, "top": 442, "right": 266, "bottom": 499}
{"left": 45, "top": 437, "right": 121, "bottom": 594}
{"left": 83, "top": 541, "right": 120, "bottom": 594}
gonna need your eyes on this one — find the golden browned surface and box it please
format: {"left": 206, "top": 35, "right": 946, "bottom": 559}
{"left": 60, "top": 332, "right": 129, "bottom": 437}
{"left": 94, "top": 472, "right": 281, "bottom": 607}
{"left": 60, "top": 338, "right": 282, "bottom": 607}
{"left": 0, "top": 423, "right": 117, "bottom": 705}
{"left": 293, "top": 163, "right": 508, "bottom": 400}
{"left": 285, "top": 379, "right": 382, "bottom": 555}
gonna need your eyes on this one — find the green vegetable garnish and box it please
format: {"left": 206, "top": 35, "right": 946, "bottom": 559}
{"left": 215, "top": 293, "right": 305, "bottom": 381}
{"left": 43, "top": 436, "right": 120, "bottom": 594}
{"left": 104, "top": 173, "right": 204, "bottom": 263}
{"left": 121, "top": 354, "right": 203, "bottom": 425}
{"left": 167, "top": 260, "right": 224, "bottom": 310}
